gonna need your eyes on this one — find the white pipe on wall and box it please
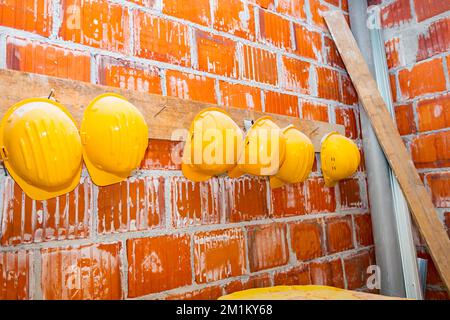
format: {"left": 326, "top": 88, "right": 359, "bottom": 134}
{"left": 368, "top": 7, "right": 423, "bottom": 300}
{"left": 348, "top": 0, "right": 406, "bottom": 297}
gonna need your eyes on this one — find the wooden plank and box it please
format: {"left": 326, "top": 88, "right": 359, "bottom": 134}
{"left": 324, "top": 11, "right": 450, "bottom": 294}
{"left": 0, "top": 69, "right": 343, "bottom": 152}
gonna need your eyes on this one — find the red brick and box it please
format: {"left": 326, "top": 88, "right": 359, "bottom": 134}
{"left": 1, "top": 177, "right": 92, "bottom": 246}
{"left": 447, "top": 55, "right": 450, "bottom": 78}
{"left": 0, "top": 250, "right": 32, "bottom": 300}
{"left": 305, "top": 177, "right": 336, "bottom": 213}
{"left": 340, "top": 74, "right": 358, "bottom": 106}
{"left": 301, "top": 101, "right": 329, "bottom": 122}
{"left": 343, "top": 250, "right": 372, "bottom": 290}
{"left": 309, "top": 0, "right": 329, "bottom": 30}
{"left": 417, "top": 250, "right": 443, "bottom": 286}
{"left": 293, "top": 23, "right": 322, "bottom": 61}
{"left": 223, "top": 273, "right": 272, "bottom": 295}
{"left": 411, "top": 131, "right": 450, "bottom": 169}
{"left": 389, "top": 73, "right": 398, "bottom": 102}
{"left": 6, "top": 37, "right": 90, "bottom": 82}
{"left": 166, "top": 70, "right": 216, "bottom": 104}
{"left": 385, "top": 38, "right": 401, "bottom": 69}
{"left": 277, "top": 0, "right": 306, "bottom": 20}
{"left": 316, "top": 66, "right": 340, "bottom": 102}
{"left": 0, "top": 0, "right": 52, "bottom": 36}
{"left": 290, "top": 220, "right": 324, "bottom": 261}
{"left": 134, "top": 11, "right": 190, "bottom": 66}
{"left": 312, "top": 153, "right": 319, "bottom": 172}
{"left": 213, "top": 0, "right": 255, "bottom": 40}
{"left": 412, "top": 221, "right": 426, "bottom": 246}
{"left": 394, "top": 103, "right": 417, "bottom": 135}
{"left": 60, "top": 0, "right": 129, "bottom": 53}
{"left": 273, "top": 264, "right": 311, "bottom": 285}
{"left": 354, "top": 213, "right": 374, "bottom": 247}
{"left": 128, "top": 0, "right": 160, "bottom": 7}
{"left": 413, "top": 0, "right": 450, "bottom": 22}
{"left": 219, "top": 82, "right": 262, "bottom": 111}
{"left": 163, "top": 0, "right": 211, "bottom": 26}
{"left": 381, "top": 0, "right": 412, "bottom": 28}
{"left": 225, "top": 176, "right": 269, "bottom": 222}
{"left": 127, "top": 235, "right": 192, "bottom": 297}
{"left": 445, "top": 211, "right": 450, "bottom": 236}
{"left": 171, "top": 176, "right": 222, "bottom": 228}
{"left": 97, "top": 56, "right": 161, "bottom": 94}
{"left": 310, "top": 258, "right": 344, "bottom": 288}
{"left": 196, "top": 31, "right": 238, "bottom": 77}
{"left": 398, "top": 58, "right": 447, "bottom": 100}
{"left": 324, "top": 36, "right": 345, "bottom": 69}
{"left": 264, "top": 91, "right": 299, "bottom": 116}
{"left": 425, "top": 172, "right": 450, "bottom": 208}
{"left": 325, "top": 216, "right": 354, "bottom": 254}
{"left": 339, "top": 178, "right": 363, "bottom": 209}
{"left": 250, "top": 0, "right": 274, "bottom": 9}
{"left": 417, "top": 93, "right": 450, "bottom": 132}
{"left": 97, "top": 177, "right": 164, "bottom": 234}
{"left": 258, "top": 8, "right": 291, "bottom": 49}
{"left": 140, "top": 139, "right": 184, "bottom": 170}
{"left": 368, "top": 0, "right": 382, "bottom": 5}
{"left": 241, "top": 45, "right": 278, "bottom": 85}
{"left": 335, "top": 107, "right": 359, "bottom": 139}
{"left": 425, "top": 289, "right": 449, "bottom": 300}
{"left": 341, "top": 0, "right": 348, "bottom": 11}
{"left": 323, "top": 0, "right": 339, "bottom": 6}
{"left": 194, "top": 228, "right": 246, "bottom": 283}
{"left": 247, "top": 223, "right": 289, "bottom": 271}
{"left": 271, "top": 182, "right": 306, "bottom": 217}
{"left": 358, "top": 149, "right": 366, "bottom": 172}
{"left": 417, "top": 18, "right": 450, "bottom": 62}
{"left": 282, "top": 56, "right": 310, "bottom": 94}
{"left": 165, "top": 286, "right": 223, "bottom": 300}
{"left": 41, "top": 243, "right": 122, "bottom": 299}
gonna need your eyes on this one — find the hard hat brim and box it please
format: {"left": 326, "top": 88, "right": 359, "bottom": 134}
{"left": 83, "top": 154, "right": 130, "bottom": 186}
{"left": 4, "top": 162, "right": 82, "bottom": 200}
{"left": 323, "top": 174, "right": 338, "bottom": 187}
{"left": 227, "top": 165, "right": 245, "bottom": 178}
{"left": 181, "top": 163, "right": 212, "bottom": 182}
{"left": 269, "top": 176, "right": 286, "bottom": 189}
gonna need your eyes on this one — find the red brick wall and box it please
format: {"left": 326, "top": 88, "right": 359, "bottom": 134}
{"left": 372, "top": 0, "right": 450, "bottom": 300}
{"left": 0, "top": 0, "right": 374, "bottom": 300}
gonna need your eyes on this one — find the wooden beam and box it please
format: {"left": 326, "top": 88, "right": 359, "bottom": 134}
{"left": 0, "top": 69, "right": 343, "bottom": 152}
{"left": 324, "top": 11, "right": 450, "bottom": 294}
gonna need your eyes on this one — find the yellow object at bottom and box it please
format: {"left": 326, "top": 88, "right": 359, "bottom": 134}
{"left": 219, "top": 285, "right": 406, "bottom": 300}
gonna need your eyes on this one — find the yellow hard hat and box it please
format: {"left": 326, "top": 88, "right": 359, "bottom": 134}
{"left": 229, "top": 116, "right": 286, "bottom": 178}
{"left": 81, "top": 93, "right": 148, "bottom": 186}
{"left": 269, "top": 125, "right": 314, "bottom": 189}
{"left": 0, "top": 98, "right": 82, "bottom": 200}
{"left": 182, "top": 107, "right": 243, "bottom": 182}
{"left": 320, "top": 132, "right": 360, "bottom": 187}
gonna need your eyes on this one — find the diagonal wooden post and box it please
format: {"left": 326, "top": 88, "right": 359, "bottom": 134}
{"left": 324, "top": 10, "right": 450, "bottom": 294}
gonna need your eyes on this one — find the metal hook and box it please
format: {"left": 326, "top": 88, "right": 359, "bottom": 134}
{"left": 154, "top": 105, "right": 167, "bottom": 118}
{"left": 48, "top": 89, "right": 55, "bottom": 100}
{"left": 243, "top": 119, "right": 254, "bottom": 132}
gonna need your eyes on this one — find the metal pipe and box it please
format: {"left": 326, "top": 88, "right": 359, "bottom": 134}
{"left": 348, "top": 0, "right": 406, "bottom": 297}
{"left": 368, "top": 11, "right": 423, "bottom": 299}
{"left": 417, "top": 258, "right": 428, "bottom": 297}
